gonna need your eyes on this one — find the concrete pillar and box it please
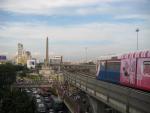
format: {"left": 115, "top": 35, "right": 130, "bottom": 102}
{"left": 88, "top": 96, "right": 106, "bottom": 113}
{"left": 97, "top": 101, "right": 106, "bottom": 113}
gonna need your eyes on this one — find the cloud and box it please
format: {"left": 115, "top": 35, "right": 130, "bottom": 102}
{"left": 0, "top": 0, "right": 150, "bottom": 61}
{"left": 0, "top": 0, "right": 108, "bottom": 14}
{"left": 0, "top": 0, "right": 149, "bottom": 16}
{"left": 0, "top": 0, "right": 150, "bottom": 25}
{"left": 0, "top": 21, "right": 149, "bottom": 61}
{"left": 0, "top": 22, "right": 140, "bottom": 40}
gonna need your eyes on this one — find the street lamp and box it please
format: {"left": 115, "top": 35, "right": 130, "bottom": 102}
{"left": 136, "top": 28, "right": 139, "bottom": 50}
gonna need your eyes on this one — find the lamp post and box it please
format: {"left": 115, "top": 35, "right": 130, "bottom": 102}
{"left": 136, "top": 28, "right": 139, "bottom": 50}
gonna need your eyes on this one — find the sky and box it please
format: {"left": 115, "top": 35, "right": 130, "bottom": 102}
{"left": 0, "top": 0, "right": 150, "bottom": 62}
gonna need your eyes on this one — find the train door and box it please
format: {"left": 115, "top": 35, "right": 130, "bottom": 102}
{"left": 136, "top": 58, "right": 150, "bottom": 91}
{"left": 120, "top": 59, "right": 130, "bottom": 85}
{"left": 120, "top": 58, "right": 136, "bottom": 86}
{"left": 129, "top": 58, "right": 136, "bottom": 86}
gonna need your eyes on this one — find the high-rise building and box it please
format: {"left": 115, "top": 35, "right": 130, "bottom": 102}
{"left": 17, "top": 43, "right": 23, "bottom": 64}
{"left": 24, "top": 51, "right": 31, "bottom": 60}
{"left": 18, "top": 43, "right": 23, "bottom": 57}
{"left": 16, "top": 43, "right": 32, "bottom": 65}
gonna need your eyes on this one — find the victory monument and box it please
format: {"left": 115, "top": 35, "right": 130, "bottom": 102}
{"left": 39, "top": 37, "right": 54, "bottom": 77}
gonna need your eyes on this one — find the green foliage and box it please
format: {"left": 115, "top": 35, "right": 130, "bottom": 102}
{"left": 0, "top": 63, "right": 16, "bottom": 73}
{"left": 0, "top": 63, "right": 30, "bottom": 86}
{"left": 14, "top": 64, "right": 28, "bottom": 72}
{"left": 0, "top": 63, "right": 16, "bottom": 86}
{"left": 26, "top": 74, "right": 41, "bottom": 80}
{"left": 0, "top": 89, "right": 36, "bottom": 113}
{"left": 0, "top": 63, "right": 36, "bottom": 113}
{"left": 19, "top": 71, "right": 27, "bottom": 78}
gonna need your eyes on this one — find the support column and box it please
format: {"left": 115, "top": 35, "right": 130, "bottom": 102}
{"left": 88, "top": 96, "right": 106, "bottom": 113}
{"left": 97, "top": 101, "right": 106, "bottom": 113}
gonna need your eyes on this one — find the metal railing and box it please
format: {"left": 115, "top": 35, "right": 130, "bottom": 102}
{"left": 63, "top": 71, "right": 150, "bottom": 113}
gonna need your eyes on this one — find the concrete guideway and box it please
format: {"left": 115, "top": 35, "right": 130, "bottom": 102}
{"left": 63, "top": 71, "right": 150, "bottom": 113}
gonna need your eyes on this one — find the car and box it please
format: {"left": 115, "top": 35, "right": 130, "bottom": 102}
{"left": 35, "top": 94, "right": 41, "bottom": 99}
{"left": 36, "top": 99, "right": 42, "bottom": 103}
{"left": 33, "top": 90, "right": 38, "bottom": 94}
{"left": 45, "top": 102, "right": 52, "bottom": 110}
{"left": 49, "top": 109, "right": 54, "bottom": 113}
{"left": 44, "top": 96, "right": 49, "bottom": 102}
{"left": 25, "top": 89, "right": 31, "bottom": 93}
{"left": 58, "top": 111, "right": 63, "bottom": 113}
{"left": 37, "top": 103, "right": 46, "bottom": 113}
{"left": 32, "top": 88, "right": 36, "bottom": 91}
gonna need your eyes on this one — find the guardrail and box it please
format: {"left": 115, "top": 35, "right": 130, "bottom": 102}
{"left": 63, "top": 71, "right": 150, "bottom": 113}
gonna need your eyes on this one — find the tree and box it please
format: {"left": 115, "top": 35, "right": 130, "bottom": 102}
{"left": 0, "top": 63, "right": 16, "bottom": 87}
{"left": 0, "top": 89, "right": 36, "bottom": 113}
{"left": 0, "top": 63, "right": 36, "bottom": 113}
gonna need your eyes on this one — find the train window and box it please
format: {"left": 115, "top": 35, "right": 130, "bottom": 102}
{"left": 107, "top": 61, "right": 121, "bottom": 72}
{"left": 143, "top": 61, "right": 150, "bottom": 75}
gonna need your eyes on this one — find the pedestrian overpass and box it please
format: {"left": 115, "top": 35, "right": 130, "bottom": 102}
{"left": 13, "top": 80, "right": 52, "bottom": 88}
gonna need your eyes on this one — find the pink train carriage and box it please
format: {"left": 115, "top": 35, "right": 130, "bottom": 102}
{"left": 120, "top": 50, "right": 150, "bottom": 91}
{"left": 96, "top": 50, "right": 150, "bottom": 91}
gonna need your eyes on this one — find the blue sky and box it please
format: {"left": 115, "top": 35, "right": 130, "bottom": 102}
{"left": 0, "top": 0, "right": 150, "bottom": 61}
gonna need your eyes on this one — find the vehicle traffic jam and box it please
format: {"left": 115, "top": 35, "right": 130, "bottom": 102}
{"left": 24, "top": 87, "right": 69, "bottom": 113}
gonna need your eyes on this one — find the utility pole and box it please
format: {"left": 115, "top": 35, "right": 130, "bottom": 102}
{"left": 45, "top": 37, "right": 49, "bottom": 67}
{"left": 85, "top": 47, "right": 87, "bottom": 63}
{"left": 136, "top": 28, "right": 139, "bottom": 50}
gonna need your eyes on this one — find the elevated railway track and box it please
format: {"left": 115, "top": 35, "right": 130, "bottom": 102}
{"left": 63, "top": 71, "right": 150, "bottom": 113}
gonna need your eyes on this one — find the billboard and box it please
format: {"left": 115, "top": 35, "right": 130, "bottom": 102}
{"left": 0, "top": 55, "right": 7, "bottom": 61}
{"left": 27, "top": 60, "right": 36, "bottom": 69}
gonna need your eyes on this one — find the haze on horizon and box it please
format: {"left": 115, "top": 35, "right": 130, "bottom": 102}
{"left": 0, "top": 0, "right": 150, "bottom": 61}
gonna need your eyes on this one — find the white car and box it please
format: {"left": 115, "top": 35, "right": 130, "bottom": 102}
{"left": 35, "top": 94, "right": 40, "bottom": 99}
{"left": 37, "top": 103, "right": 46, "bottom": 113}
{"left": 44, "top": 97, "right": 49, "bottom": 102}
{"left": 33, "top": 90, "right": 38, "bottom": 94}
{"left": 36, "top": 99, "right": 42, "bottom": 103}
{"left": 49, "top": 109, "right": 54, "bottom": 113}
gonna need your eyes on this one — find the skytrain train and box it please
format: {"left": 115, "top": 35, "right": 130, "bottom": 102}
{"left": 96, "top": 50, "right": 150, "bottom": 91}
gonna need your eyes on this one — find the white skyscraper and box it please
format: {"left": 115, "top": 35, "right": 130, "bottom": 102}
{"left": 18, "top": 43, "right": 23, "bottom": 57}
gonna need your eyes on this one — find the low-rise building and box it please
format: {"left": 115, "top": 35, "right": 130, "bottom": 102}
{"left": 50, "top": 56, "right": 63, "bottom": 65}
{"left": 27, "top": 59, "right": 36, "bottom": 69}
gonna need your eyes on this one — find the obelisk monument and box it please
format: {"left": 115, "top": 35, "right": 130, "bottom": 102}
{"left": 45, "top": 37, "right": 49, "bottom": 67}
{"left": 39, "top": 36, "right": 54, "bottom": 77}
